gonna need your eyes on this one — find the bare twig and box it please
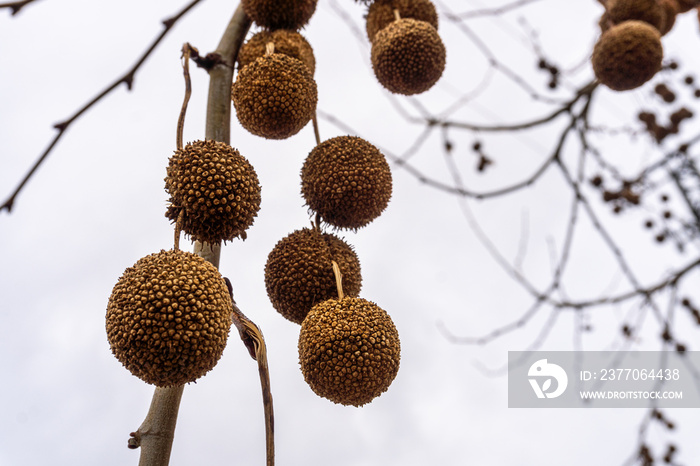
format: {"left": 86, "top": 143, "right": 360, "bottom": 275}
{"left": 1, "top": 0, "right": 204, "bottom": 214}
{"left": 448, "top": 0, "right": 544, "bottom": 19}
{"left": 0, "top": 0, "right": 38, "bottom": 15}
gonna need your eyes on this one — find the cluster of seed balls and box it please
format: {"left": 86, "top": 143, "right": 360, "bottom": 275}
{"left": 592, "top": 0, "right": 700, "bottom": 91}
{"left": 232, "top": 0, "right": 447, "bottom": 142}
{"left": 233, "top": 1, "right": 403, "bottom": 405}
{"left": 367, "top": 0, "right": 446, "bottom": 95}
{"left": 106, "top": 138, "right": 263, "bottom": 385}
{"left": 264, "top": 135, "right": 400, "bottom": 406}
{"left": 232, "top": 0, "right": 319, "bottom": 139}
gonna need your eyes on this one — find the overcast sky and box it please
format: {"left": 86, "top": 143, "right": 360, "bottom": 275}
{"left": 3, "top": 0, "right": 700, "bottom": 465}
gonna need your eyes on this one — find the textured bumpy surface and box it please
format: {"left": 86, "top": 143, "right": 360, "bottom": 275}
{"left": 301, "top": 136, "right": 392, "bottom": 229}
{"left": 165, "top": 139, "right": 261, "bottom": 244}
{"left": 674, "top": 0, "right": 700, "bottom": 13}
{"left": 238, "top": 30, "right": 316, "bottom": 75}
{"left": 298, "top": 297, "right": 401, "bottom": 406}
{"left": 241, "top": 0, "right": 318, "bottom": 29}
{"left": 371, "top": 18, "right": 446, "bottom": 95}
{"left": 592, "top": 20, "right": 663, "bottom": 91}
{"left": 607, "top": 0, "right": 664, "bottom": 31}
{"left": 106, "top": 249, "right": 233, "bottom": 387}
{"left": 265, "top": 228, "right": 362, "bottom": 324}
{"left": 657, "top": 0, "right": 679, "bottom": 35}
{"left": 366, "top": 0, "right": 438, "bottom": 42}
{"left": 232, "top": 54, "right": 317, "bottom": 140}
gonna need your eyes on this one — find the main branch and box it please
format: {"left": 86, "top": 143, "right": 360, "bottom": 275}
{"left": 129, "top": 5, "right": 253, "bottom": 466}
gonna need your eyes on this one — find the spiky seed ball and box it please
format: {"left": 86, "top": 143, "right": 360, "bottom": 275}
{"left": 592, "top": 20, "right": 663, "bottom": 91}
{"left": 165, "top": 140, "right": 261, "bottom": 244}
{"left": 366, "top": 0, "right": 439, "bottom": 42}
{"left": 658, "top": 0, "right": 679, "bottom": 35}
{"left": 106, "top": 249, "right": 233, "bottom": 387}
{"left": 238, "top": 30, "right": 316, "bottom": 75}
{"left": 265, "top": 228, "right": 362, "bottom": 324}
{"left": 607, "top": 0, "right": 664, "bottom": 31}
{"left": 298, "top": 297, "right": 401, "bottom": 406}
{"left": 241, "top": 0, "right": 317, "bottom": 29}
{"left": 232, "top": 54, "right": 318, "bottom": 140}
{"left": 674, "top": 0, "right": 699, "bottom": 13}
{"left": 301, "top": 136, "right": 392, "bottom": 230}
{"left": 371, "top": 18, "right": 446, "bottom": 95}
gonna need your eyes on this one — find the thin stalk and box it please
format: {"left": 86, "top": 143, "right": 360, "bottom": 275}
{"left": 130, "top": 5, "right": 251, "bottom": 466}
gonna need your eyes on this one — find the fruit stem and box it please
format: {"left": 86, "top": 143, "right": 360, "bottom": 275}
{"left": 332, "top": 260, "right": 344, "bottom": 300}
{"left": 174, "top": 209, "right": 185, "bottom": 251}
{"left": 265, "top": 41, "right": 275, "bottom": 56}
{"left": 393, "top": 8, "right": 400, "bottom": 21}
{"left": 312, "top": 114, "right": 321, "bottom": 145}
{"left": 177, "top": 43, "right": 195, "bottom": 151}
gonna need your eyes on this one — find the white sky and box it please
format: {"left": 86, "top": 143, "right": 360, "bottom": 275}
{"left": 3, "top": 0, "right": 700, "bottom": 465}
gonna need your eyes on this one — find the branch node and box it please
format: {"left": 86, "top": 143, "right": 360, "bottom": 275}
{"left": 128, "top": 431, "right": 141, "bottom": 449}
{"left": 193, "top": 52, "right": 229, "bottom": 71}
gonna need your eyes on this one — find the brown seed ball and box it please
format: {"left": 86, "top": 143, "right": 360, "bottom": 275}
{"left": 165, "top": 139, "right": 262, "bottom": 244}
{"left": 366, "top": 0, "right": 439, "bottom": 42}
{"left": 592, "top": 20, "right": 663, "bottom": 91}
{"left": 674, "top": 0, "right": 699, "bottom": 13}
{"left": 301, "top": 136, "right": 392, "bottom": 230}
{"left": 241, "top": 0, "right": 317, "bottom": 29}
{"left": 607, "top": 0, "right": 665, "bottom": 31}
{"left": 658, "top": 0, "right": 680, "bottom": 34}
{"left": 264, "top": 228, "right": 362, "bottom": 324}
{"left": 371, "top": 18, "right": 446, "bottom": 95}
{"left": 106, "top": 249, "right": 233, "bottom": 387}
{"left": 232, "top": 54, "right": 318, "bottom": 140}
{"left": 298, "top": 297, "right": 401, "bottom": 406}
{"left": 238, "top": 30, "right": 316, "bottom": 75}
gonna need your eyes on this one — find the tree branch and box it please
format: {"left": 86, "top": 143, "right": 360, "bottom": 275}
{"left": 0, "top": 0, "right": 38, "bottom": 15}
{"left": 128, "top": 5, "right": 273, "bottom": 466}
{"left": 446, "top": 0, "right": 545, "bottom": 19}
{"left": 0, "top": 0, "right": 204, "bottom": 214}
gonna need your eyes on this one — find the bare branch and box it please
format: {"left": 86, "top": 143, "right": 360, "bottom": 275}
{"left": 1, "top": 0, "right": 204, "bottom": 214}
{"left": 0, "top": 0, "right": 38, "bottom": 15}
{"left": 447, "top": 0, "right": 545, "bottom": 20}
{"left": 438, "top": 0, "right": 568, "bottom": 106}
{"left": 432, "top": 81, "right": 597, "bottom": 133}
